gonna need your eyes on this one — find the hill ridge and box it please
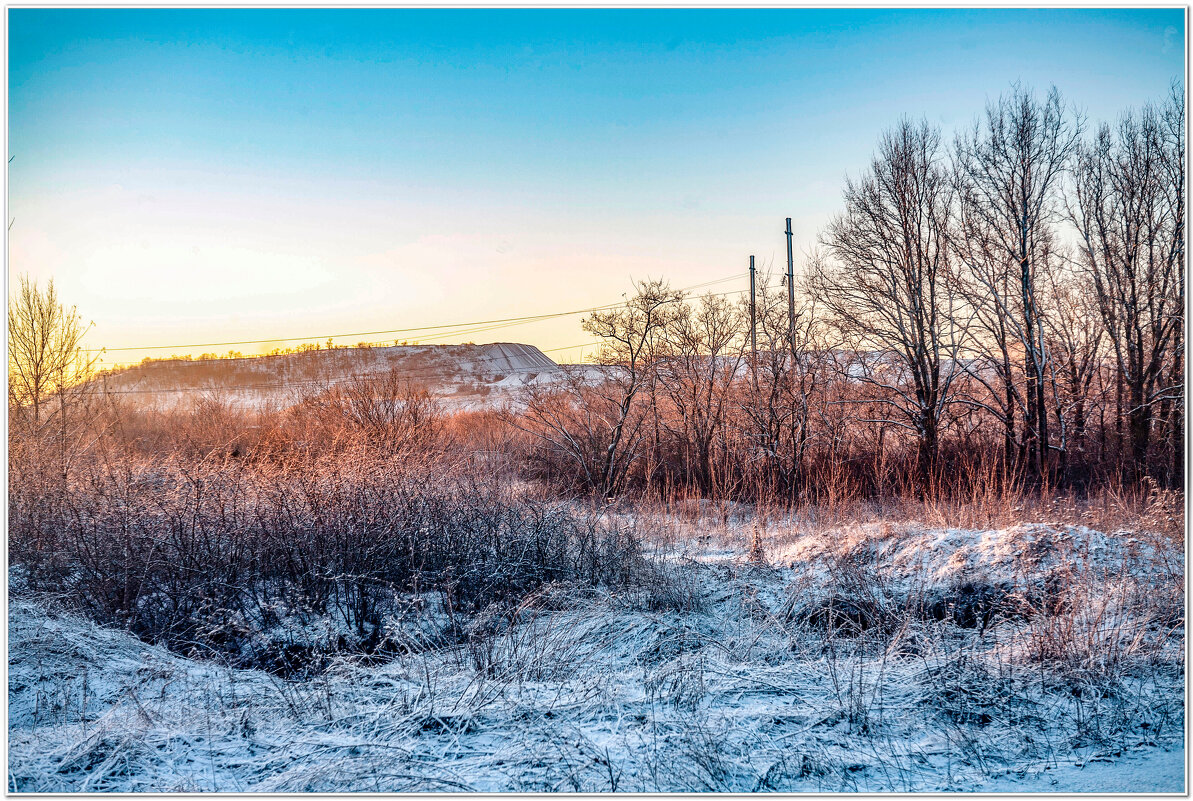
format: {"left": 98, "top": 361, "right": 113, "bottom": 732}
{"left": 97, "top": 342, "right": 563, "bottom": 410}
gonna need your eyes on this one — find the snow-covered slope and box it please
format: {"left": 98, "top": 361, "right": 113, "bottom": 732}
{"left": 9, "top": 522, "right": 1183, "bottom": 793}
{"left": 97, "top": 342, "right": 565, "bottom": 411}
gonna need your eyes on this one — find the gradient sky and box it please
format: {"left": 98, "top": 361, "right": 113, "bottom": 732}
{"left": 8, "top": 8, "right": 1185, "bottom": 367}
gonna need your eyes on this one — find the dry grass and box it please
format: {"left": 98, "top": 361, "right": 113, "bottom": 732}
{"left": 7, "top": 376, "right": 1184, "bottom": 792}
{"left": 9, "top": 511, "right": 1183, "bottom": 792}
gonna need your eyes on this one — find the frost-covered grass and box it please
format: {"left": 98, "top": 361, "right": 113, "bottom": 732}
{"left": 8, "top": 521, "right": 1184, "bottom": 793}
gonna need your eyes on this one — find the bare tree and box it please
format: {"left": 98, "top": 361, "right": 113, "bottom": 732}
{"left": 953, "top": 84, "right": 1079, "bottom": 477}
{"left": 582, "top": 279, "right": 684, "bottom": 496}
{"left": 1040, "top": 261, "right": 1104, "bottom": 477}
{"left": 811, "top": 118, "right": 963, "bottom": 487}
{"left": 8, "top": 274, "right": 93, "bottom": 426}
{"left": 519, "top": 370, "right": 622, "bottom": 492}
{"left": 949, "top": 200, "right": 1027, "bottom": 471}
{"left": 653, "top": 291, "right": 745, "bottom": 495}
{"left": 519, "top": 279, "right": 682, "bottom": 497}
{"left": 1068, "top": 86, "right": 1185, "bottom": 481}
{"left": 1158, "top": 84, "right": 1186, "bottom": 483}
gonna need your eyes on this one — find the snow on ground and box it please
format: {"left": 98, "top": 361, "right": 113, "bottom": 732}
{"left": 769, "top": 521, "right": 1182, "bottom": 588}
{"left": 986, "top": 744, "right": 1184, "bottom": 793}
{"left": 8, "top": 523, "right": 1184, "bottom": 793}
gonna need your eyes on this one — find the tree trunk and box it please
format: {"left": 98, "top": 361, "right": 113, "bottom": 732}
{"left": 1003, "top": 372, "right": 1017, "bottom": 471}
{"left": 1128, "top": 381, "right": 1151, "bottom": 480}
{"left": 918, "top": 415, "right": 938, "bottom": 495}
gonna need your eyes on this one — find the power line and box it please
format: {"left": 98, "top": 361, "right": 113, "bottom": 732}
{"left": 85, "top": 309, "right": 604, "bottom": 354}
{"left": 95, "top": 284, "right": 764, "bottom": 372}
{"left": 85, "top": 274, "right": 746, "bottom": 355}
{"left": 93, "top": 282, "right": 774, "bottom": 394}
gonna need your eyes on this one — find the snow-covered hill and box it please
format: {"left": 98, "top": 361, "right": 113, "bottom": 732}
{"left": 97, "top": 342, "right": 565, "bottom": 411}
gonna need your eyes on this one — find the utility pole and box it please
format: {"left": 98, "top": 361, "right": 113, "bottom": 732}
{"left": 785, "top": 218, "right": 796, "bottom": 357}
{"left": 749, "top": 255, "right": 757, "bottom": 363}
{"left": 749, "top": 254, "right": 759, "bottom": 395}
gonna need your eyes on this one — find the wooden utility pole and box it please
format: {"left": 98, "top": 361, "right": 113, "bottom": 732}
{"left": 785, "top": 218, "right": 796, "bottom": 356}
{"left": 749, "top": 255, "right": 757, "bottom": 362}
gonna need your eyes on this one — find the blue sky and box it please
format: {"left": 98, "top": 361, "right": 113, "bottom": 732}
{"left": 7, "top": 8, "right": 1185, "bottom": 364}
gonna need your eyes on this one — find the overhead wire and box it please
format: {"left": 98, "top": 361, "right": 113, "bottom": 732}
{"left": 85, "top": 273, "right": 747, "bottom": 355}
{"left": 95, "top": 284, "right": 762, "bottom": 372}
{"left": 97, "top": 289, "right": 755, "bottom": 372}
{"left": 93, "top": 283, "right": 773, "bottom": 395}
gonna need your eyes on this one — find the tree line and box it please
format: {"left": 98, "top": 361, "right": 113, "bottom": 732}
{"left": 519, "top": 84, "right": 1185, "bottom": 501}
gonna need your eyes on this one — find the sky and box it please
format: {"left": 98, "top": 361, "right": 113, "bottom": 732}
{"left": 7, "top": 8, "right": 1186, "bottom": 367}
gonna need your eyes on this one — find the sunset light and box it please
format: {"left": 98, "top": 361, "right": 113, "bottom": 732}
{"left": 7, "top": 6, "right": 1187, "bottom": 795}
{"left": 9, "top": 9, "right": 1182, "bottom": 365}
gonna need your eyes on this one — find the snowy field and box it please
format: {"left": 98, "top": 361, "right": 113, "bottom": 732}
{"left": 8, "top": 521, "right": 1185, "bottom": 793}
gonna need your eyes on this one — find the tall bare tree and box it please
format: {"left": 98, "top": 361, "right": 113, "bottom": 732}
{"left": 1158, "top": 84, "right": 1186, "bottom": 483}
{"left": 811, "top": 118, "right": 963, "bottom": 486}
{"left": 1069, "top": 86, "right": 1185, "bottom": 480}
{"left": 954, "top": 84, "right": 1079, "bottom": 477}
{"left": 949, "top": 197, "right": 1027, "bottom": 470}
